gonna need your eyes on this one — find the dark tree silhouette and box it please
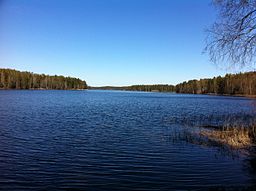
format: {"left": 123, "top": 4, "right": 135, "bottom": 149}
{"left": 205, "top": 0, "right": 256, "bottom": 68}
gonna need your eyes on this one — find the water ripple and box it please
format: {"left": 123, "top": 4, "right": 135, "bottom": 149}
{"left": 0, "top": 90, "right": 255, "bottom": 190}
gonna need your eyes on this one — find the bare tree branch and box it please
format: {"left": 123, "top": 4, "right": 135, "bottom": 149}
{"left": 205, "top": 0, "right": 256, "bottom": 69}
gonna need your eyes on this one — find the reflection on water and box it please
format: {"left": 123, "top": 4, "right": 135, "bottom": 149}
{"left": 0, "top": 90, "right": 255, "bottom": 190}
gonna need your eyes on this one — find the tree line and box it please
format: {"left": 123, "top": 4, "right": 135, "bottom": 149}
{"left": 90, "top": 84, "right": 175, "bottom": 92}
{"left": 176, "top": 72, "right": 256, "bottom": 96}
{"left": 125, "top": 85, "right": 175, "bottom": 92}
{"left": 92, "top": 71, "right": 256, "bottom": 96}
{"left": 0, "top": 69, "right": 87, "bottom": 90}
{"left": 1, "top": 68, "right": 255, "bottom": 95}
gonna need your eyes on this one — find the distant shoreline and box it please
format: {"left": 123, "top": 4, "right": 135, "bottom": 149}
{"left": 205, "top": 93, "right": 256, "bottom": 99}
{"left": 90, "top": 71, "right": 256, "bottom": 98}
{"left": 90, "top": 88, "right": 256, "bottom": 98}
{"left": 1, "top": 88, "right": 255, "bottom": 98}
{"left": 1, "top": 68, "right": 255, "bottom": 98}
{"left": 0, "top": 88, "right": 88, "bottom": 91}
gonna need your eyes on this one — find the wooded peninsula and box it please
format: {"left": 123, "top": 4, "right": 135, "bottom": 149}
{"left": 91, "top": 71, "right": 256, "bottom": 96}
{"left": 0, "top": 69, "right": 87, "bottom": 90}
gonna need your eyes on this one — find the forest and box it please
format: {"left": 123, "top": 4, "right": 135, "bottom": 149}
{"left": 90, "top": 85, "right": 175, "bottom": 92}
{"left": 1, "top": 68, "right": 255, "bottom": 96}
{"left": 175, "top": 72, "right": 256, "bottom": 96}
{"left": 92, "top": 72, "right": 256, "bottom": 96}
{"left": 0, "top": 69, "right": 87, "bottom": 90}
{"left": 125, "top": 85, "right": 175, "bottom": 92}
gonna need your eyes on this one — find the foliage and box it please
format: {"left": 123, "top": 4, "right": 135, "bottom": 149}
{"left": 91, "top": 84, "right": 175, "bottom": 92}
{"left": 126, "top": 84, "right": 175, "bottom": 92}
{"left": 176, "top": 71, "right": 256, "bottom": 95}
{"left": 0, "top": 68, "right": 87, "bottom": 90}
{"left": 93, "top": 71, "right": 256, "bottom": 96}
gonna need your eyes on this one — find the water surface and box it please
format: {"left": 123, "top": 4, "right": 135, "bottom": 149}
{"left": 0, "top": 90, "right": 255, "bottom": 190}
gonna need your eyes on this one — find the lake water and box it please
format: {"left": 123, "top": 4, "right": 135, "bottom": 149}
{"left": 0, "top": 90, "right": 256, "bottom": 190}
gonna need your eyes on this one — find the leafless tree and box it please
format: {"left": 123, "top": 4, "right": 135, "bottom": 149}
{"left": 205, "top": 0, "right": 256, "bottom": 69}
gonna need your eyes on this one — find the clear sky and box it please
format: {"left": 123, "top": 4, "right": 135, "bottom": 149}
{"left": 0, "top": 0, "right": 229, "bottom": 86}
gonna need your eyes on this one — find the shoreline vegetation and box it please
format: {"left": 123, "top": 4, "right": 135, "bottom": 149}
{"left": 199, "top": 125, "right": 256, "bottom": 150}
{"left": 1, "top": 68, "right": 255, "bottom": 98}
{"left": 0, "top": 68, "right": 87, "bottom": 90}
{"left": 90, "top": 71, "right": 256, "bottom": 97}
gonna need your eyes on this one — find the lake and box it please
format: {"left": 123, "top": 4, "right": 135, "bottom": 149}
{"left": 0, "top": 90, "right": 255, "bottom": 190}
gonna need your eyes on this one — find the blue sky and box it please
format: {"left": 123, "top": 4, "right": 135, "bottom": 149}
{"left": 0, "top": 0, "right": 228, "bottom": 86}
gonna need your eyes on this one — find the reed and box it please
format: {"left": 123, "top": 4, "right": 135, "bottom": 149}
{"left": 200, "top": 124, "right": 256, "bottom": 149}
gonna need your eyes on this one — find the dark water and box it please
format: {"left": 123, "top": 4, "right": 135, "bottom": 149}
{"left": 0, "top": 90, "right": 256, "bottom": 190}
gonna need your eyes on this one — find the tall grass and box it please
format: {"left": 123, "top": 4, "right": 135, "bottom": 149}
{"left": 200, "top": 124, "right": 256, "bottom": 149}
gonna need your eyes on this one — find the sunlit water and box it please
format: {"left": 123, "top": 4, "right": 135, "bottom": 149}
{"left": 0, "top": 90, "right": 255, "bottom": 190}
